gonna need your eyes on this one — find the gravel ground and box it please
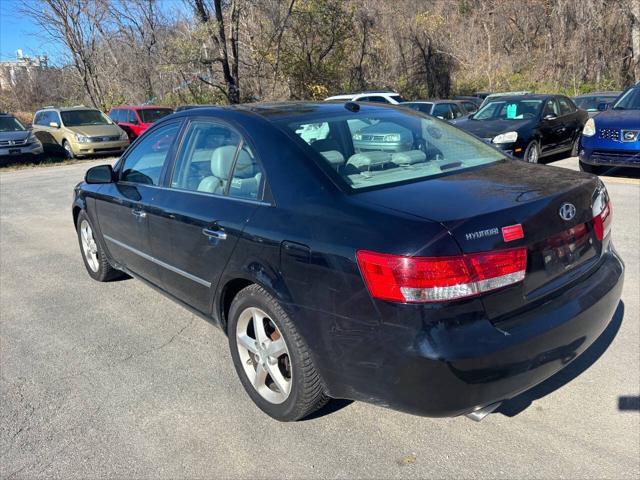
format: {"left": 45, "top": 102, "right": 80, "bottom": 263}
{"left": 0, "top": 157, "right": 638, "bottom": 479}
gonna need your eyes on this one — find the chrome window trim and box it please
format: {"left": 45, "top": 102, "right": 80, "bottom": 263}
{"left": 103, "top": 234, "right": 211, "bottom": 287}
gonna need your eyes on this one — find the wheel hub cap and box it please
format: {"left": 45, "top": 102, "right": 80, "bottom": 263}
{"left": 236, "top": 307, "right": 292, "bottom": 404}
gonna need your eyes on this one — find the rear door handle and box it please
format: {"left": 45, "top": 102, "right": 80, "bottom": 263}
{"left": 202, "top": 227, "right": 227, "bottom": 240}
{"left": 132, "top": 209, "right": 147, "bottom": 218}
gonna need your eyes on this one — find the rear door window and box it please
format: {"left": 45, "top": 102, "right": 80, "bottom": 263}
{"left": 432, "top": 103, "right": 453, "bottom": 120}
{"left": 170, "top": 121, "right": 242, "bottom": 194}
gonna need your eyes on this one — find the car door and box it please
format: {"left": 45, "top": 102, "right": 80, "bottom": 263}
{"left": 95, "top": 121, "right": 182, "bottom": 286}
{"left": 146, "top": 119, "right": 265, "bottom": 314}
{"left": 539, "top": 98, "right": 563, "bottom": 154}
{"left": 557, "top": 96, "right": 580, "bottom": 148}
{"left": 32, "top": 112, "right": 52, "bottom": 148}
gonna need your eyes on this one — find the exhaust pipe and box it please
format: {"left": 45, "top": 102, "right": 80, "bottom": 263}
{"left": 465, "top": 401, "right": 502, "bottom": 422}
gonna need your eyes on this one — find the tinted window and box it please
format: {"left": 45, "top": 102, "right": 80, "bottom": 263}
{"left": 405, "top": 103, "right": 433, "bottom": 115}
{"left": 108, "top": 109, "right": 120, "bottom": 122}
{"left": 432, "top": 103, "right": 453, "bottom": 120}
{"left": 126, "top": 110, "right": 138, "bottom": 123}
{"left": 450, "top": 103, "right": 463, "bottom": 118}
{"left": 359, "top": 96, "right": 388, "bottom": 103}
{"left": 171, "top": 121, "right": 242, "bottom": 194}
{"left": 558, "top": 97, "right": 575, "bottom": 115}
{"left": 284, "top": 110, "right": 505, "bottom": 191}
{"left": 613, "top": 87, "right": 640, "bottom": 110}
{"left": 463, "top": 102, "right": 478, "bottom": 113}
{"left": 138, "top": 108, "right": 173, "bottom": 123}
{"left": 0, "top": 116, "right": 25, "bottom": 132}
{"left": 121, "top": 123, "right": 180, "bottom": 185}
{"left": 543, "top": 99, "right": 560, "bottom": 117}
{"left": 574, "top": 96, "right": 618, "bottom": 111}
{"left": 61, "top": 110, "right": 109, "bottom": 126}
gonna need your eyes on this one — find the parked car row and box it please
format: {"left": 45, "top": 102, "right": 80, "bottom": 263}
{"left": 0, "top": 104, "right": 174, "bottom": 160}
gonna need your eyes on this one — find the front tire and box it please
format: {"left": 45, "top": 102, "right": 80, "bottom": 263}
{"left": 228, "top": 284, "right": 328, "bottom": 421}
{"left": 63, "top": 140, "right": 75, "bottom": 159}
{"left": 524, "top": 140, "right": 540, "bottom": 163}
{"left": 76, "top": 211, "right": 123, "bottom": 281}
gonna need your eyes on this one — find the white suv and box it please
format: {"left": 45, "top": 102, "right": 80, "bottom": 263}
{"left": 325, "top": 91, "right": 406, "bottom": 104}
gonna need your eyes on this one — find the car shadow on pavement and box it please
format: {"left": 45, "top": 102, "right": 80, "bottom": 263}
{"left": 497, "top": 300, "right": 624, "bottom": 417}
{"left": 301, "top": 399, "right": 354, "bottom": 421}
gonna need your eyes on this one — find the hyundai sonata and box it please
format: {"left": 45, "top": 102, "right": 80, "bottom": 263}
{"left": 73, "top": 102, "right": 623, "bottom": 421}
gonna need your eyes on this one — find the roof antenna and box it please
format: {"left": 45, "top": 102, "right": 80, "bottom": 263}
{"left": 344, "top": 101, "right": 360, "bottom": 112}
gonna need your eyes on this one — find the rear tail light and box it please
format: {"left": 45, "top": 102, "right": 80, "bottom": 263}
{"left": 592, "top": 192, "right": 612, "bottom": 241}
{"left": 356, "top": 248, "right": 527, "bottom": 303}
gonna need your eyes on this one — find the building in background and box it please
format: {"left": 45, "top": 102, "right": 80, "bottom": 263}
{"left": 0, "top": 50, "right": 50, "bottom": 91}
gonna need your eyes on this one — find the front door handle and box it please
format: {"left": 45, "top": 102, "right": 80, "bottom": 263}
{"left": 132, "top": 209, "right": 147, "bottom": 218}
{"left": 202, "top": 227, "right": 227, "bottom": 240}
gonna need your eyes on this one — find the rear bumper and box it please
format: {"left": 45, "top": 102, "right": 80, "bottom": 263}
{"left": 311, "top": 249, "right": 624, "bottom": 417}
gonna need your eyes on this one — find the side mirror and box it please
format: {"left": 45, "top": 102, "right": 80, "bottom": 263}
{"left": 85, "top": 164, "right": 115, "bottom": 184}
{"left": 468, "top": 113, "right": 475, "bottom": 119}
{"left": 597, "top": 102, "right": 610, "bottom": 112}
{"left": 49, "top": 121, "right": 59, "bottom": 128}
{"left": 543, "top": 113, "right": 557, "bottom": 121}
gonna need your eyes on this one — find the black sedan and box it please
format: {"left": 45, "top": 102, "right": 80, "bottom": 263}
{"left": 456, "top": 94, "right": 588, "bottom": 163}
{"left": 73, "top": 102, "right": 623, "bottom": 421}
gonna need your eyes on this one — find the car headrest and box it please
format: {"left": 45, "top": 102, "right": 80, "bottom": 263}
{"left": 210, "top": 145, "right": 254, "bottom": 178}
{"left": 320, "top": 150, "right": 345, "bottom": 169}
{"left": 347, "top": 151, "right": 392, "bottom": 171}
{"left": 392, "top": 150, "right": 427, "bottom": 165}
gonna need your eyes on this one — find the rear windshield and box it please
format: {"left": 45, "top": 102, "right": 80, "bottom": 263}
{"left": 139, "top": 108, "right": 173, "bottom": 123}
{"left": 0, "top": 116, "right": 26, "bottom": 132}
{"left": 61, "top": 110, "right": 111, "bottom": 127}
{"left": 280, "top": 108, "right": 506, "bottom": 191}
{"left": 474, "top": 99, "right": 543, "bottom": 120}
{"left": 574, "top": 96, "right": 618, "bottom": 111}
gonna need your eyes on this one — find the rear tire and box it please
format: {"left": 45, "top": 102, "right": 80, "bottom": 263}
{"left": 228, "top": 284, "right": 328, "bottom": 421}
{"left": 524, "top": 140, "right": 540, "bottom": 163}
{"left": 76, "top": 210, "right": 123, "bottom": 282}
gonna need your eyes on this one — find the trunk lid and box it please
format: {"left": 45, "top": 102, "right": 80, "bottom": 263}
{"left": 354, "top": 161, "right": 606, "bottom": 318}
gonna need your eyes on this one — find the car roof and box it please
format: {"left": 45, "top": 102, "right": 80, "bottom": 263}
{"left": 38, "top": 106, "right": 99, "bottom": 112}
{"left": 110, "top": 105, "right": 172, "bottom": 110}
{"left": 574, "top": 91, "right": 621, "bottom": 97}
{"left": 483, "top": 94, "right": 553, "bottom": 102}
{"left": 170, "top": 101, "right": 401, "bottom": 123}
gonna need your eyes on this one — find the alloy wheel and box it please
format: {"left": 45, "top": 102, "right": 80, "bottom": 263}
{"left": 80, "top": 219, "right": 99, "bottom": 272}
{"left": 527, "top": 143, "right": 539, "bottom": 163}
{"left": 235, "top": 307, "right": 292, "bottom": 404}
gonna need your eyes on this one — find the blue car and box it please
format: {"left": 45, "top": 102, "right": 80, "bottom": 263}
{"left": 579, "top": 83, "right": 640, "bottom": 174}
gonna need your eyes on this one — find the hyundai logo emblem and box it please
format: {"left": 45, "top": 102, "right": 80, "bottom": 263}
{"left": 559, "top": 203, "right": 576, "bottom": 221}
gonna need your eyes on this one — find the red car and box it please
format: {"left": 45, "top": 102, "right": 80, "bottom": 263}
{"left": 107, "top": 105, "right": 173, "bottom": 140}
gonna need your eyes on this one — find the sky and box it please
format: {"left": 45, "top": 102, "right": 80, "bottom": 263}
{"left": 0, "top": 0, "right": 188, "bottom": 65}
{"left": 0, "top": 0, "right": 59, "bottom": 62}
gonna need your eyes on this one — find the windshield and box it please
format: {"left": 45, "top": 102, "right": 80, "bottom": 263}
{"left": 574, "top": 95, "right": 618, "bottom": 111}
{"left": 61, "top": 110, "right": 111, "bottom": 127}
{"left": 613, "top": 87, "right": 640, "bottom": 110}
{"left": 473, "top": 99, "right": 543, "bottom": 120}
{"left": 0, "top": 117, "right": 26, "bottom": 132}
{"left": 139, "top": 108, "right": 173, "bottom": 123}
{"left": 281, "top": 109, "right": 506, "bottom": 191}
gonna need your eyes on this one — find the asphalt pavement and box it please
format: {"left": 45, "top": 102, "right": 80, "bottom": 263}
{"left": 1, "top": 157, "right": 638, "bottom": 479}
